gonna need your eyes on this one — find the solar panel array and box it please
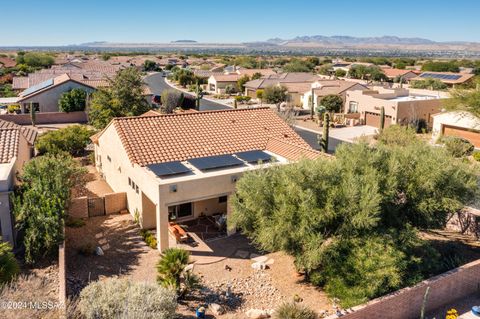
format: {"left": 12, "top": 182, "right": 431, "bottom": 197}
{"left": 235, "top": 150, "right": 274, "bottom": 163}
{"left": 21, "top": 78, "right": 54, "bottom": 97}
{"left": 147, "top": 161, "right": 191, "bottom": 177}
{"left": 188, "top": 154, "right": 244, "bottom": 171}
{"left": 419, "top": 73, "right": 462, "bottom": 81}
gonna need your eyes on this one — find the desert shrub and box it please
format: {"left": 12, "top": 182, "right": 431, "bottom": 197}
{"left": 78, "top": 278, "right": 177, "bottom": 319}
{"left": 234, "top": 95, "right": 252, "bottom": 103}
{"left": 0, "top": 241, "right": 19, "bottom": 285}
{"left": 36, "top": 125, "right": 95, "bottom": 156}
{"left": 140, "top": 229, "right": 157, "bottom": 249}
{"left": 473, "top": 151, "right": 480, "bottom": 161}
{"left": 275, "top": 302, "right": 317, "bottom": 319}
{"left": 441, "top": 136, "right": 474, "bottom": 157}
{"left": 0, "top": 275, "right": 60, "bottom": 319}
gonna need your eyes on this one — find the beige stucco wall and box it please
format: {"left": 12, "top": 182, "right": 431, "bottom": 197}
{"left": 345, "top": 90, "right": 443, "bottom": 125}
{"left": 431, "top": 111, "right": 480, "bottom": 143}
{"left": 19, "top": 81, "right": 95, "bottom": 113}
{"left": 94, "top": 124, "right": 160, "bottom": 229}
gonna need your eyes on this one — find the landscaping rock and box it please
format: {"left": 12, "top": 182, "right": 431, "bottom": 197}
{"left": 235, "top": 250, "right": 250, "bottom": 259}
{"left": 209, "top": 303, "right": 225, "bottom": 316}
{"left": 95, "top": 246, "right": 104, "bottom": 256}
{"left": 251, "top": 261, "right": 268, "bottom": 270}
{"left": 246, "top": 308, "right": 271, "bottom": 318}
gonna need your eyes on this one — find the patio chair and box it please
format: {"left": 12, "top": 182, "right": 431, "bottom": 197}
{"left": 169, "top": 222, "right": 188, "bottom": 243}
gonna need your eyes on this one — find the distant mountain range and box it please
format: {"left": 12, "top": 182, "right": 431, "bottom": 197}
{"left": 265, "top": 35, "right": 440, "bottom": 45}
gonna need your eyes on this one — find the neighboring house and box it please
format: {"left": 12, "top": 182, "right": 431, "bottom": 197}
{"left": 410, "top": 72, "right": 474, "bottom": 87}
{"left": 91, "top": 108, "right": 321, "bottom": 251}
{"left": 244, "top": 72, "right": 320, "bottom": 106}
{"left": 0, "top": 120, "right": 37, "bottom": 245}
{"left": 16, "top": 73, "right": 96, "bottom": 113}
{"left": 345, "top": 87, "right": 444, "bottom": 128}
{"left": 207, "top": 74, "right": 241, "bottom": 94}
{"left": 0, "top": 57, "right": 16, "bottom": 69}
{"left": 432, "top": 111, "right": 480, "bottom": 147}
{"left": 236, "top": 69, "right": 276, "bottom": 77}
{"left": 301, "top": 80, "right": 369, "bottom": 110}
{"left": 382, "top": 68, "right": 418, "bottom": 82}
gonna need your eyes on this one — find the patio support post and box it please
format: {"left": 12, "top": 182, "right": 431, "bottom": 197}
{"left": 156, "top": 205, "right": 169, "bottom": 251}
{"left": 226, "top": 195, "right": 236, "bottom": 236}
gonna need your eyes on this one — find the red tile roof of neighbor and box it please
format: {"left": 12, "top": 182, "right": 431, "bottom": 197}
{"left": 0, "top": 120, "right": 37, "bottom": 163}
{"left": 382, "top": 68, "right": 417, "bottom": 78}
{"left": 97, "top": 108, "right": 322, "bottom": 166}
{"left": 0, "top": 57, "right": 16, "bottom": 68}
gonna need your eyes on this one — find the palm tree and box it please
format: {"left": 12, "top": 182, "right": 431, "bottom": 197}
{"left": 156, "top": 248, "right": 190, "bottom": 290}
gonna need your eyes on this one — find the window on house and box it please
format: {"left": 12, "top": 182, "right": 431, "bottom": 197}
{"left": 23, "top": 103, "right": 40, "bottom": 114}
{"left": 348, "top": 101, "right": 359, "bottom": 113}
{"left": 218, "top": 196, "right": 228, "bottom": 203}
{"left": 168, "top": 203, "right": 193, "bottom": 220}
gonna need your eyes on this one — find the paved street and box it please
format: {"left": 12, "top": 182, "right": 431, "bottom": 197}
{"left": 144, "top": 72, "right": 231, "bottom": 111}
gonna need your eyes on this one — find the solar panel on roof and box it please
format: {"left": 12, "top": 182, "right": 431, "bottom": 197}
{"left": 188, "top": 154, "right": 244, "bottom": 171}
{"left": 21, "top": 78, "right": 54, "bottom": 97}
{"left": 147, "top": 161, "right": 191, "bottom": 177}
{"left": 235, "top": 150, "right": 274, "bottom": 163}
{"left": 419, "top": 73, "right": 461, "bottom": 81}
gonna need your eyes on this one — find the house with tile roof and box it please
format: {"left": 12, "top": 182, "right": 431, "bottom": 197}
{"left": 0, "top": 120, "right": 37, "bottom": 245}
{"left": 410, "top": 71, "right": 474, "bottom": 87}
{"left": 207, "top": 74, "right": 241, "bottom": 94}
{"left": 16, "top": 73, "right": 96, "bottom": 113}
{"left": 91, "top": 108, "right": 322, "bottom": 251}
{"left": 301, "top": 80, "right": 369, "bottom": 110}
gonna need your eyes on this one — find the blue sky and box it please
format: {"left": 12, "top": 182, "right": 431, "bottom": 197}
{"left": 1, "top": 0, "right": 479, "bottom": 45}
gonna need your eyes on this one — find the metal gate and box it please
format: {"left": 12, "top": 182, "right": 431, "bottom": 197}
{"left": 88, "top": 197, "right": 105, "bottom": 217}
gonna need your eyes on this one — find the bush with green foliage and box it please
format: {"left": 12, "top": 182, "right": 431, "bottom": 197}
{"left": 263, "top": 85, "right": 288, "bottom": 107}
{"left": 319, "top": 95, "right": 343, "bottom": 113}
{"left": 140, "top": 229, "right": 157, "bottom": 249}
{"left": 282, "top": 59, "right": 315, "bottom": 73}
{"left": 473, "top": 151, "right": 480, "bottom": 161}
{"left": 78, "top": 278, "right": 177, "bottom": 319}
{"left": 36, "top": 125, "right": 95, "bottom": 156}
{"left": 421, "top": 61, "right": 460, "bottom": 73}
{"left": 157, "top": 248, "right": 200, "bottom": 298}
{"left": 12, "top": 154, "right": 86, "bottom": 264}
{"left": 237, "top": 75, "right": 250, "bottom": 92}
{"left": 88, "top": 67, "right": 151, "bottom": 129}
{"left": 410, "top": 78, "right": 448, "bottom": 90}
{"left": 160, "top": 90, "right": 182, "bottom": 113}
{"left": 229, "top": 126, "right": 478, "bottom": 307}
{"left": 0, "top": 242, "right": 19, "bottom": 285}
{"left": 234, "top": 95, "right": 252, "bottom": 103}
{"left": 143, "top": 59, "right": 161, "bottom": 72}
{"left": 275, "top": 302, "right": 317, "bottom": 319}
{"left": 16, "top": 52, "right": 54, "bottom": 68}
{"left": 335, "top": 69, "right": 347, "bottom": 77}
{"left": 349, "top": 65, "right": 387, "bottom": 81}
{"left": 58, "top": 88, "right": 88, "bottom": 112}
{"left": 440, "top": 136, "right": 474, "bottom": 157}
{"left": 443, "top": 89, "right": 480, "bottom": 118}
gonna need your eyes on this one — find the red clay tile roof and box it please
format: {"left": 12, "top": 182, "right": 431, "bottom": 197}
{"left": 105, "top": 108, "right": 320, "bottom": 166}
{"left": 0, "top": 129, "right": 19, "bottom": 164}
{"left": 0, "top": 119, "right": 37, "bottom": 145}
{"left": 382, "top": 69, "right": 417, "bottom": 78}
{"left": 0, "top": 57, "right": 16, "bottom": 68}
{"left": 265, "top": 138, "right": 324, "bottom": 161}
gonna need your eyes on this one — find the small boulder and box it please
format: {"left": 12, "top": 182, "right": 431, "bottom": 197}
{"left": 95, "top": 246, "right": 104, "bottom": 256}
{"left": 246, "top": 308, "right": 270, "bottom": 319}
{"left": 208, "top": 303, "right": 225, "bottom": 316}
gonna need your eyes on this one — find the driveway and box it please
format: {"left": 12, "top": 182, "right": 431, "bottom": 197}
{"left": 144, "top": 72, "right": 230, "bottom": 111}
{"left": 294, "top": 125, "right": 378, "bottom": 152}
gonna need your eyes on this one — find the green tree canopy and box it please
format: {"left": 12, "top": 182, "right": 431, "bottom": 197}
{"left": 13, "top": 154, "right": 86, "bottom": 264}
{"left": 88, "top": 67, "right": 151, "bottom": 129}
{"left": 58, "top": 88, "right": 88, "bottom": 112}
{"left": 263, "top": 85, "right": 288, "bottom": 106}
{"left": 237, "top": 75, "right": 250, "bottom": 93}
{"left": 36, "top": 125, "right": 95, "bottom": 156}
{"left": 319, "top": 94, "right": 343, "bottom": 113}
{"left": 16, "top": 52, "right": 54, "bottom": 68}
{"left": 421, "top": 61, "right": 460, "bottom": 73}
{"left": 410, "top": 78, "right": 448, "bottom": 90}
{"left": 229, "top": 126, "right": 478, "bottom": 307}
{"left": 443, "top": 88, "right": 480, "bottom": 117}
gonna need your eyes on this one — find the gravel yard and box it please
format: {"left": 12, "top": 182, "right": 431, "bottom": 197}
{"left": 66, "top": 213, "right": 333, "bottom": 317}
